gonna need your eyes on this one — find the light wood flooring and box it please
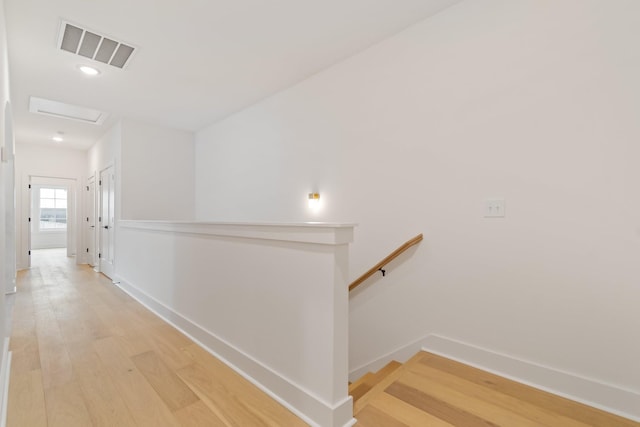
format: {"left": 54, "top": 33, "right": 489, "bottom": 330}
{"left": 7, "top": 249, "right": 308, "bottom": 426}
{"left": 353, "top": 351, "right": 640, "bottom": 427}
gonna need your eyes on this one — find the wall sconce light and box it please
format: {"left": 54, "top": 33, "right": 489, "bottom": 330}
{"left": 308, "top": 192, "right": 320, "bottom": 208}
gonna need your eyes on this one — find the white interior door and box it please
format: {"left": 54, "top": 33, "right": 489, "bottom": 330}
{"left": 86, "top": 177, "right": 97, "bottom": 267}
{"left": 99, "top": 166, "right": 115, "bottom": 278}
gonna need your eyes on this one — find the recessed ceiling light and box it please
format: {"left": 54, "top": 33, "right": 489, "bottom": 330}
{"left": 52, "top": 136, "right": 64, "bottom": 142}
{"left": 78, "top": 65, "right": 100, "bottom": 76}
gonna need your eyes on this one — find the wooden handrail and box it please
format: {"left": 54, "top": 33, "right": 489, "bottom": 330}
{"left": 349, "top": 233, "right": 423, "bottom": 292}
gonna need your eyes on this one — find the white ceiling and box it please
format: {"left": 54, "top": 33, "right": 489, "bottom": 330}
{"left": 4, "top": 0, "right": 461, "bottom": 150}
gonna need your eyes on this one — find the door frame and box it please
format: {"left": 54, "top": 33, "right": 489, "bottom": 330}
{"left": 85, "top": 175, "right": 98, "bottom": 269}
{"left": 98, "top": 164, "right": 115, "bottom": 278}
{"left": 25, "top": 175, "right": 77, "bottom": 268}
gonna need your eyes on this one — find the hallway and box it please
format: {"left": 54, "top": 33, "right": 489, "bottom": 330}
{"left": 7, "top": 250, "right": 308, "bottom": 426}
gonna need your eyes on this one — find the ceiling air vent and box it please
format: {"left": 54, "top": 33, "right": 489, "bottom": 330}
{"left": 58, "top": 21, "right": 136, "bottom": 69}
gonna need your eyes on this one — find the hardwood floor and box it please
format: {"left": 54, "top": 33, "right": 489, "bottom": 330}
{"left": 7, "top": 249, "right": 308, "bottom": 427}
{"left": 354, "top": 351, "right": 640, "bottom": 427}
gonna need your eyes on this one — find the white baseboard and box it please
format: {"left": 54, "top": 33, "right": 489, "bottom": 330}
{"left": 350, "top": 334, "right": 640, "bottom": 423}
{"left": 422, "top": 335, "right": 640, "bottom": 422}
{"left": 5, "top": 276, "right": 16, "bottom": 295}
{"left": 0, "top": 338, "right": 12, "bottom": 427}
{"left": 349, "top": 335, "right": 426, "bottom": 382}
{"left": 114, "top": 276, "right": 354, "bottom": 427}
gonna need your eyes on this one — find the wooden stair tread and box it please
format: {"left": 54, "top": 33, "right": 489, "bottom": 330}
{"left": 351, "top": 351, "right": 639, "bottom": 427}
{"left": 349, "top": 360, "right": 403, "bottom": 404}
{"left": 349, "top": 372, "right": 375, "bottom": 394}
{"left": 353, "top": 356, "right": 420, "bottom": 414}
{"left": 372, "top": 360, "right": 402, "bottom": 383}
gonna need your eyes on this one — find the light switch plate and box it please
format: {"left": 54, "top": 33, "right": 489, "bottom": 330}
{"left": 485, "top": 198, "right": 505, "bottom": 218}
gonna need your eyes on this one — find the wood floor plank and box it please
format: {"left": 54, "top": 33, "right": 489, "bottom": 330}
{"left": 367, "top": 392, "right": 454, "bottom": 427}
{"left": 180, "top": 342, "right": 308, "bottom": 426}
{"left": 386, "top": 380, "right": 502, "bottom": 427}
{"left": 113, "top": 329, "right": 156, "bottom": 358}
{"left": 112, "top": 370, "right": 182, "bottom": 427}
{"left": 33, "top": 303, "right": 64, "bottom": 348}
{"left": 54, "top": 310, "right": 98, "bottom": 346}
{"left": 355, "top": 405, "right": 409, "bottom": 427}
{"left": 44, "top": 380, "right": 94, "bottom": 427}
{"left": 8, "top": 330, "right": 38, "bottom": 354}
{"left": 176, "top": 360, "right": 307, "bottom": 427}
{"left": 145, "top": 328, "right": 194, "bottom": 371}
{"left": 173, "top": 400, "right": 228, "bottom": 427}
{"left": 37, "top": 342, "right": 74, "bottom": 389}
{"left": 418, "top": 352, "right": 640, "bottom": 427}
{"left": 7, "top": 369, "right": 47, "bottom": 427}
{"left": 123, "top": 300, "right": 167, "bottom": 328}
{"left": 76, "top": 373, "right": 138, "bottom": 427}
{"left": 66, "top": 340, "right": 111, "bottom": 383}
{"left": 93, "top": 336, "right": 137, "bottom": 377}
{"left": 176, "top": 362, "right": 271, "bottom": 427}
{"left": 9, "top": 346, "right": 41, "bottom": 374}
{"left": 76, "top": 303, "right": 111, "bottom": 339}
{"left": 132, "top": 350, "right": 200, "bottom": 411}
{"left": 89, "top": 302, "right": 128, "bottom": 336}
{"left": 409, "top": 360, "right": 591, "bottom": 427}
{"left": 92, "top": 302, "right": 149, "bottom": 338}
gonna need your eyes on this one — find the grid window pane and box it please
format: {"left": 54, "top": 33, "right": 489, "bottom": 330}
{"left": 40, "top": 199, "right": 55, "bottom": 208}
{"left": 40, "top": 188, "right": 55, "bottom": 198}
{"left": 39, "top": 187, "right": 68, "bottom": 231}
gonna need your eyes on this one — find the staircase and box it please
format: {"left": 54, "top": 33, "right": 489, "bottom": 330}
{"left": 349, "top": 360, "right": 403, "bottom": 408}
{"left": 349, "top": 351, "right": 640, "bottom": 427}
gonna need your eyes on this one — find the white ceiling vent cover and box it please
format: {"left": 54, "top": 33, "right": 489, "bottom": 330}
{"left": 29, "top": 96, "right": 108, "bottom": 125}
{"left": 58, "top": 20, "right": 136, "bottom": 69}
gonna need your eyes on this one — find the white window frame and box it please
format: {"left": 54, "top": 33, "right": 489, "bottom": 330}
{"left": 37, "top": 186, "right": 68, "bottom": 232}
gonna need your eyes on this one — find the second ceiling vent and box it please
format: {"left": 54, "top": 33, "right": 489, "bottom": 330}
{"left": 58, "top": 20, "right": 136, "bottom": 69}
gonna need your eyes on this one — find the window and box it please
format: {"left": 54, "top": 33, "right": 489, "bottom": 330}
{"left": 39, "top": 188, "right": 67, "bottom": 230}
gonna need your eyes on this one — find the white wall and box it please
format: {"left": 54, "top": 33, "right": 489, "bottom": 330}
{"left": 0, "top": 0, "right": 11, "bottom": 415}
{"left": 3, "top": 102, "right": 15, "bottom": 293}
{"left": 195, "top": 0, "right": 640, "bottom": 419}
{"left": 120, "top": 119, "right": 195, "bottom": 220}
{"left": 88, "top": 118, "right": 195, "bottom": 222}
{"left": 88, "top": 121, "right": 120, "bottom": 181}
{"left": 87, "top": 120, "right": 121, "bottom": 218}
{"left": 115, "top": 221, "right": 353, "bottom": 427}
{"left": 86, "top": 118, "right": 194, "bottom": 275}
{"left": 15, "top": 144, "right": 86, "bottom": 268}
